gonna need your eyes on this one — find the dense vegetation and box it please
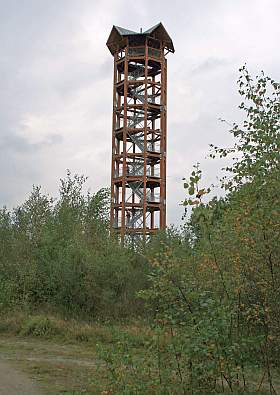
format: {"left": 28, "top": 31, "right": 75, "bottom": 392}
{"left": 0, "top": 173, "right": 148, "bottom": 319}
{"left": 0, "top": 68, "right": 279, "bottom": 394}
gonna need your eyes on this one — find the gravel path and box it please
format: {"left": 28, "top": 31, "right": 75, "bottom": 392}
{"left": 0, "top": 361, "right": 43, "bottom": 395}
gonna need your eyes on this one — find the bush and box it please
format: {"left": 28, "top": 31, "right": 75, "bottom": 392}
{"left": 96, "top": 68, "right": 280, "bottom": 394}
{"left": 0, "top": 172, "right": 149, "bottom": 319}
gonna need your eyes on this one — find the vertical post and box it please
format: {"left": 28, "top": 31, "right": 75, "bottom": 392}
{"left": 143, "top": 38, "right": 148, "bottom": 241}
{"left": 110, "top": 53, "right": 117, "bottom": 231}
{"left": 160, "top": 49, "right": 167, "bottom": 229}
{"left": 151, "top": 74, "right": 156, "bottom": 231}
{"left": 121, "top": 45, "right": 129, "bottom": 244}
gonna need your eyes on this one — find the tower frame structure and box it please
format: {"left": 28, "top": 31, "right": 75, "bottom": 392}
{"left": 107, "top": 23, "right": 174, "bottom": 243}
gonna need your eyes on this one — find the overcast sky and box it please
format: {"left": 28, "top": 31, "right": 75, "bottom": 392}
{"left": 0, "top": 0, "right": 279, "bottom": 225}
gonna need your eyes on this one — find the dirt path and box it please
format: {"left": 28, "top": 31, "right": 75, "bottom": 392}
{"left": 0, "top": 361, "right": 43, "bottom": 395}
{"left": 0, "top": 336, "right": 102, "bottom": 394}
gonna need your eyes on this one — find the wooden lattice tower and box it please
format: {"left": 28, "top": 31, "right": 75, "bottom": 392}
{"left": 107, "top": 23, "right": 174, "bottom": 243}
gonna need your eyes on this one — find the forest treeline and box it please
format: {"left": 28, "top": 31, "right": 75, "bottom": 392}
{"left": 0, "top": 68, "right": 279, "bottom": 394}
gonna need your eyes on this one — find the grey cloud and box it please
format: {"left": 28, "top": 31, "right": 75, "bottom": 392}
{"left": 54, "top": 59, "right": 112, "bottom": 98}
{"left": 0, "top": 0, "right": 279, "bottom": 225}
{"left": 192, "top": 58, "right": 229, "bottom": 74}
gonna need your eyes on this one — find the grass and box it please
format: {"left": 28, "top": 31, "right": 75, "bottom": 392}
{"left": 0, "top": 311, "right": 152, "bottom": 394}
{"left": 0, "top": 336, "right": 105, "bottom": 394}
{"left": 0, "top": 310, "right": 151, "bottom": 344}
{"left": 0, "top": 311, "right": 279, "bottom": 394}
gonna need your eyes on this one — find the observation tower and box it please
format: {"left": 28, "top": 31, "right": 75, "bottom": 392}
{"left": 106, "top": 23, "right": 174, "bottom": 243}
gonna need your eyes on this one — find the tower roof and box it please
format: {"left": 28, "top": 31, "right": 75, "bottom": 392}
{"left": 106, "top": 22, "right": 174, "bottom": 55}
